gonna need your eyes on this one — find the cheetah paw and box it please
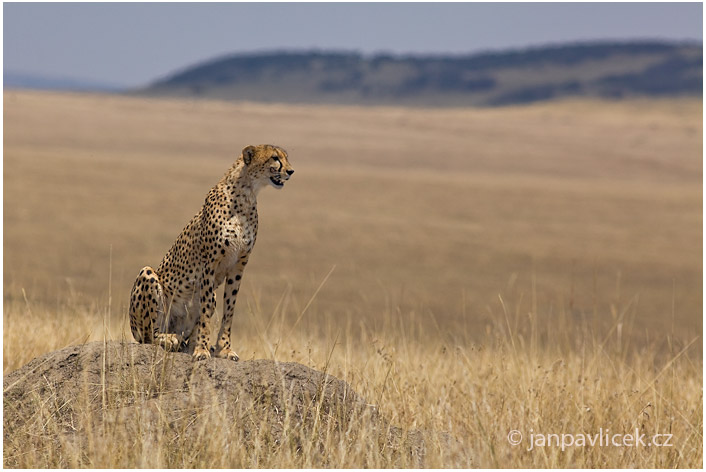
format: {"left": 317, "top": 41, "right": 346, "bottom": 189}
{"left": 214, "top": 348, "right": 240, "bottom": 361}
{"left": 156, "top": 333, "right": 181, "bottom": 352}
{"left": 192, "top": 347, "right": 211, "bottom": 361}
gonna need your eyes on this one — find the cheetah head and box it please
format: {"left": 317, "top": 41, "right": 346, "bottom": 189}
{"left": 241, "top": 144, "right": 294, "bottom": 190}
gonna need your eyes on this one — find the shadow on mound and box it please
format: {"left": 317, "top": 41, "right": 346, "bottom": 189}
{"left": 4, "top": 341, "right": 426, "bottom": 467}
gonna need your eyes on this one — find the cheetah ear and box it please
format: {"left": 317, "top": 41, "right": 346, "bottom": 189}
{"left": 242, "top": 145, "right": 256, "bottom": 165}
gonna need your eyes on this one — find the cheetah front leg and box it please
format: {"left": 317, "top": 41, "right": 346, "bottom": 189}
{"left": 192, "top": 265, "right": 217, "bottom": 361}
{"left": 129, "top": 266, "right": 182, "bottom": 351}
{"left": 213, "top": 255, "right": 249, "bottom": 361}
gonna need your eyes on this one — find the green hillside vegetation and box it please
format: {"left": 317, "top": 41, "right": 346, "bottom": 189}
{"left": 140, "top": 41, "right": 702, "bottom": 106}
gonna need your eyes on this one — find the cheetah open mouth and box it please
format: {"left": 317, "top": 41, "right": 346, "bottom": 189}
{"left": 270, "top": 176, "right": 285, "bottom": 188}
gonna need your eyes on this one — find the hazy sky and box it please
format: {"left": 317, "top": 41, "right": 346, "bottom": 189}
{"left": 3, "top": 2, "right": 703, "bottom": 87}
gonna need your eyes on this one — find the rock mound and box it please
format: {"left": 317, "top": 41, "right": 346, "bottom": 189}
{"left": 4, "top": 341, "right": 424, "bottom": 467}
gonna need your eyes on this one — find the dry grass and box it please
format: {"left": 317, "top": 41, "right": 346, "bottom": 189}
{"left": 3, "top": 293, "right": 702, "bottom": 467}
{"left": 3, "top": 91, "right": 702, "bottom": 467}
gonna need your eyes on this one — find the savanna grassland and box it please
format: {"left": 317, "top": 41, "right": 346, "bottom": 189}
{"left": 3, "top": 90, "right": 703, "bottom": 467}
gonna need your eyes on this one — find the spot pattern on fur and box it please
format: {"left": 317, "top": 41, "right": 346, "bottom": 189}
{"left": 128, "top": 144, "right": 294, "bottom": 361}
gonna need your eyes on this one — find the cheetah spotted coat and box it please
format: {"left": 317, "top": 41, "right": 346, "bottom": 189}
{"left": 129, "top": 144, "right": 294, "bottom": 361}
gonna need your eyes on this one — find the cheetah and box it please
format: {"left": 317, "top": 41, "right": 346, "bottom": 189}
{"left": 129, "top": 144, "right": 294, "bottom": 361}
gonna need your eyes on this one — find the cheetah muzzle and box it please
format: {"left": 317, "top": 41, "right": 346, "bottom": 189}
{"left": 270, "top": 175, "right": 285, "bottom": 188}
{"left": 129, "top": 144, "right": 294, "bottom": 361}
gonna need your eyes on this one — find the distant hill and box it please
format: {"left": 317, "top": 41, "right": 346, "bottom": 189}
{"left": 4, "top": 71, "right": 123, "bottom": 93}
{"left": 139, "top": 41, "right": 702, "bottom": 107}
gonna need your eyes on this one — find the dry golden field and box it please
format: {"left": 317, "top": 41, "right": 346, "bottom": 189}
{"left": 3, "top": 90, "right": 703, "bottom": 467}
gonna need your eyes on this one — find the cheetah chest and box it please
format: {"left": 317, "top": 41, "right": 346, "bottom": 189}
{"left": 213, "top": 213, "right": 257, "bottom": 284}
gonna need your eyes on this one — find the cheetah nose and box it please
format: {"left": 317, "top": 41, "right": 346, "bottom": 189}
{"left": 286, "top": 169, "right": 294, "bottom": 176}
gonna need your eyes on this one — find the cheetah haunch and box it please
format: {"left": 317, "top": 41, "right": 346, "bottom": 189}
{"left": 129, "top": 144, "right": 294, "bottom": 361}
